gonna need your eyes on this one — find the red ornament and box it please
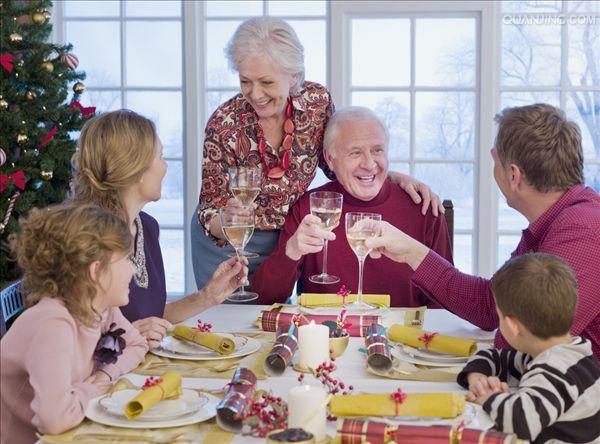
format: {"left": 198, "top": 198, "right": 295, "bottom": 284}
{"left": 192, "top": 319, "right": 212, "bottom": 332}
{"left": 418, "top": 332, "right": 438, "bottom": 349}
{"left": 0, "top": 53, "right": 14, "bottom": 73}
{"left": 337, "top": 285, "right": 351, "bottom": 305}
{"left": 390, "top": 388, "right": 408, "bottom": 416}
{"left": 141, "top": 375, "right": 163, "bottom": 390}
{"left": 61, "top": 53, "right": 79, "bottom": 70}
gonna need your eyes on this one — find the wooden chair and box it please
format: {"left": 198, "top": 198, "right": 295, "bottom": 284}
{"left": 443, "top": 199, "right": 454, "bottom": 253}
{"left": 1, "top": 281, "right": 24, "bottom": 336}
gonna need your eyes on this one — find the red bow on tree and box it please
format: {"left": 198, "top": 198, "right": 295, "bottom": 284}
{"left": 390, "top": 388, "right": 408, "bottom": 416}
{"left": 418, "top": 332, "right": 438, "bottom": 349}
{"left": 38, "top": 126, "right": 58, "bottom": 149}
{"left": 0, "top": 53, "right": 14, "bottom": 73}
{"left": 70, "top": 100, "right": 96, "bottom": 118}
{"left": 0, "top": 170, "right": 26, "bottom": 192}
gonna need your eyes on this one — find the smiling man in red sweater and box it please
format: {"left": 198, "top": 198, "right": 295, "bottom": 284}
{"left": 251, "top": 107, "right": 453, "bottom": 306}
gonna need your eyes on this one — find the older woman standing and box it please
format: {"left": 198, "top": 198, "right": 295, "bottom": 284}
{"left": 192, "top": 17, "right": 442, "bottom": 291}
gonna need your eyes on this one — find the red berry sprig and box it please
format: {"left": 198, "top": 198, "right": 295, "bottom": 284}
{"left": 312, "top": 361, "right": 355, "bottom": 421}
{"left": 337, "top": 285, "right": 351, "bottom": 305}
{"left": 240, "top": 390, "right": 288, "bottom": 438}
{"left": 141, "top": 375, "right": 163, "bottom": 390}
{"left": 192, "top": 319, "right": 213, "bottom": 332}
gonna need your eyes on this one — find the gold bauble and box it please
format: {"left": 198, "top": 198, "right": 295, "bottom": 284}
{"left": 9, "top": 32, "right": 23, "bottom": 42}
{"left": 73, "top": 82, "right": 85, "bottom": 94}
{"left": 42, "top": 10, "right": 52, "bottom": 20}
{"left": 17, "top": 133, "right": 28, "bottom": 144}
{"left": 0, "top": 99, "right": 7, "bottom": 110}
{"left": 40, "top": 170, "right": 54, "bottom": 181}
{"left": 41, "top": 61, "right": 54, "bottom": 72}
{"left": 32, "top": 12, "right": 46, "bottom": 24}
{"left": 25, "top": 91, "right": 37, "bottom": 101}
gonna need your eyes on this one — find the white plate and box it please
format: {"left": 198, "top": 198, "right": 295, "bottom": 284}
{"left": 376, "top": 403, "right": 494, "bottom": 430}
{"left": 401, "top": 344, "right": 469, "bottom": 364}
{"left": 86, "top": 390, "right": 220, "bottom": 429}
{"left": 300, "top": 305, "right": 390, "bottom": 316}
{"left": 152, "top": 334, "right": 261, "bottom": 361}
{"left": 99, "top": 389, "right": 207, "bottom": 421}
{"left": 392, "top": 346, "right": 467, "bottom": 368}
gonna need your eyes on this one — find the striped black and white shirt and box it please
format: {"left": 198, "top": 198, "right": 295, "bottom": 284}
{"left": 457, "top": 337, "right": 600, "bottom": 443}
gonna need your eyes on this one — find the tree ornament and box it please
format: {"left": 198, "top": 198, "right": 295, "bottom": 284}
{"left": 61, "top": 53, "right": 79, "bottom": 70}
{"left": 17, "top": 134, "right": 28, "bottom": 144}
{"left": 42, "top": 10, "right": 52, "bottom": 20}
{"left": 0, "top": 98, "right": 7, "bottom": 110}
{"left": 32, "top": 12, "right": 46, "bottom": 24}
{"left": 9, "top": 104, "right": 20, "bottom": 113}
{"left": 1, "top": 192, "right": 21, "bottom": 235}
{"left": 40, "top": 170, "right": 53, "bottom": 181}
{"left": 9, "top": 32, "right": 23, "bottom": 43}
{"left": 0, "top": 148, "right": 6, "bottom": 166}
{"left": 25, "top": 91, "right": 37, "bottom": 101}
{"left": 73, "top": 82, "right": 85, "bottom": 94}
{"left": 41, "top": 61, "right": 54, "bottom": 72}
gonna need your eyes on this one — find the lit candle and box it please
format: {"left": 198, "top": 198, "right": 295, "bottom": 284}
{"left": 288, "top": 385, "right": 328, "bottom": 441}
{"left": 298, "top": 320, "right": 329, "bottom": 370}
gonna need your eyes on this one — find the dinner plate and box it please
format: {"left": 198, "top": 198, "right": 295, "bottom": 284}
{"left": 377, "top": 403, "right": 494, "bottom": 430}
{"left": 392, "top": 346, "right": 467, "bottom": 368}
{"left": 86, "top": 390, "right": 220, "bottom": 429}
{"left": 99, "top": 389, "right": 208, "bottom": 421}
{"left": 401, "top": 344, "right": 470, "bottom": 364}
{"left": 152, "top": 334, "right": 261, "bottom": 361}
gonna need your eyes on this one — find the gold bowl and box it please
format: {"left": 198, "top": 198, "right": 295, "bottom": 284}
{"left": 329, "top": 334, "right": 350, "bottom": 358}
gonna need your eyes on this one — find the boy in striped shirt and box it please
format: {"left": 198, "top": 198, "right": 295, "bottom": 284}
{"left": 457, "top": 253, "right": 600, "bottom": 443}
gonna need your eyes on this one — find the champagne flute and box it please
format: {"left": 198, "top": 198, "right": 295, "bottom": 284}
{"left": 345, "top": 212, "right": 382, "bottom": 309}
{"left": 228, "top": 166, "right": 262, "bottom": 259}
{"left": 219, "top": 205, "right": 259, "bottom": 303}
{"left": 308, "top": 191, "right": 343, "bottom": 285}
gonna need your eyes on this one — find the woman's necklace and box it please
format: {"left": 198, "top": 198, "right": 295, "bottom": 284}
{"left": 258, "top": 97, "right": 294, "bottom": 179}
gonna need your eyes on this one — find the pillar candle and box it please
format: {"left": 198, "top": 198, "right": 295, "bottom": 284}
{"left": 298, "top": 320, "right": 329, "bottom": 370}
{"left": 288, "top": 385, "right": 328, "bottom": 441}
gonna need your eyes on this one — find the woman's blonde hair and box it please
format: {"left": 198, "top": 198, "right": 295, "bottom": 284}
{"left": 8, "top": 203, "right": 132, "bottom": 325}
{"left": 71, "top": 109, "right": 158, "bottom": 221}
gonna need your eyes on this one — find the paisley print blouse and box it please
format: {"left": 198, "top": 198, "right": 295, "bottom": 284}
{"left": 198, "top": 81, "right": 334, "bottom": 243}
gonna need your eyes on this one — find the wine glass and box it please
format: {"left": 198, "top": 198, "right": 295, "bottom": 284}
{"left": 219, "top": 205, "right": 259, "bottom": 303}
{"left": 345, "top": 212, "right": 382, "bottom": 309}
{"left": 228, "top": 166, "right": 263, "bottom": 259}
{"left": 308, "top": 191, "right": 343, "bottom": 285}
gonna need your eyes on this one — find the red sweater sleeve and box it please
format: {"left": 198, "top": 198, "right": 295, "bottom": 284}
{"left": 252, "top": 202, "right": 305, "bottom": 304}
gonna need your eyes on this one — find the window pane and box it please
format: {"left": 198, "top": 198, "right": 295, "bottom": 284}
{"left": 502, "top": 1, "right": 562, "bottom": 13}
{"left": 567, "top": 0, "right": 600, "bottom": 12}
{"left": 64, "top": 0, "right": 120, "bottom": 17}
{"left": 498, "top": 199, "right": 529, "bottom": 231}
{"left": 584, "top": 163, "right": 600, "bottom": 191}
{"left": 125, "top": 0, "right": 181, "bottom": 17}
{"left": 351, "top": 19, "right": 410, "bottom": 87}
{"left": 206, "top": 0, "right": 262, "bottom": 17}
{"left": 268, "top": 1, "right": 326, "bottom": 16}
{"left": 126, "top": 91, "right": 183, "bottom": 158}
{"left": 568, "top": 21, "right": 600, "bottom": 86}
{"left": 144, "top": 161, "right": 184, "bottom": 226}
{"left": 454, "top": 234, "right": 473, "bottom": 274}
{"left": 126, "top": 22, "right": 182, "bottom": 87}
{"left": 158, "top": 229, "right": 184, "bottom": 294}
{"left": 352, "top": 91, "right": 410, "bottom": 159}
{"left": 389, "top": 162, "right": 410, "bottom": 174}
{"left": 84, "top": 90, "right": 122, "bottom": 113}
{"left": 500, "top": 91, "right": 560, "bottom": 109}
{"left": 498, "top": 235, "right": 521, "bottom": 267}
{"left": 65, "top": 21, "right": 121, "bottom": 87}
{"left": 309, "top": 169, "right": 330, "bottom": 190}
{"left": 288, "top": 20, "right": 327, "bottom": 86}
{"left": 501, "top": 22, "right": 562, "bottom": 86}
{"left": 566, "top": 94, "right": 599, "bottom": 161}
{"left": 415, "top": 18, "right": 476, "bottom": 86}
{"left": 206, "top": 21, "right": 241, "bottom": 87}
{"left": 414, "top": 163, "right": 474, "bottom": 230}
{"left": 206, "top": 90, "right": 238, "bottom": 125}
{"left": 415, "top": 92, "right": 475, "bottom": 160}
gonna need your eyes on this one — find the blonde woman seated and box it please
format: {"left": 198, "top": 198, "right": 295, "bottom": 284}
{"left": 71, "top": 110, "right": 248, "bottom": 348}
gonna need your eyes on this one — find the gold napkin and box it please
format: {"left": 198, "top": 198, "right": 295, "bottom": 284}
{"left": 388, "top": 325, "right": 477, "bottom": 356}
{"left": 125, "top": 371, "right": 183, "bottom": 419}
{"left": 298, "top": 293, "right": 391, "bottom": 307}
{"left": 172, "top": 325, "right": 235, "bottom": 355}
{"left": 329, "top": 393, "right": 465, "bottom": 418}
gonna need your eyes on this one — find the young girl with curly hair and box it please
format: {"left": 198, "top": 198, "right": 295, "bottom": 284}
{"left": 0, "top": 204, "right": 148, "bottom": 444}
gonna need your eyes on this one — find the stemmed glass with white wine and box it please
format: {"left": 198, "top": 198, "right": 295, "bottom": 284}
{"left": 219, "top": 204, "right": 258, "bottom": 303}
{"left": 308, "top": 191, "right": 343, "bottom": 285}
{"left": 345, "top": 212, "right": 382, "bottom": 309}
{"left": 228, "top": 166, "right": 262, "bottom": 258}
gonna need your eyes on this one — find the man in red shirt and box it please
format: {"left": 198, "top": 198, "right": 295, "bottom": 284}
{"left": 366, "top": 104, "right": 600, "bottom": 359}
{"left": 251, "top": 107, "right": 453, "bottom": 306}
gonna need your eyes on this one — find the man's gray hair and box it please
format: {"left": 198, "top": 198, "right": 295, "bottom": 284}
{"left": 323, "top": 106, "right": 389, "bottom": 156}
{"left": 225, "top": 17, "right": 305, "bottom": 94}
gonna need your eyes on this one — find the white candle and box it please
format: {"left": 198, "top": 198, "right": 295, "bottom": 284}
{"left": 288, "top": 385, "right": 328, "bottom": 441}
{"left": 298, "top": 320, "right": 330, "bottom": 370}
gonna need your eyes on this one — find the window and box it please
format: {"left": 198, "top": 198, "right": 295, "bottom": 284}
{"left": 59, "top": 0, "right": 186, "bottom": 296}
{"left": 497, "top": 0, "right": 600, "bottom": 267}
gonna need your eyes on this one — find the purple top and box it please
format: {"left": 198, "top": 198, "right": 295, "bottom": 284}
{"left": 120, "top": 212, "right": 167, "bottom": 322}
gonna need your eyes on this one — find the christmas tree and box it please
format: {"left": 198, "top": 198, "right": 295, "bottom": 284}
{"left": 1, "top": 0, "right": 95, "bottom": 288}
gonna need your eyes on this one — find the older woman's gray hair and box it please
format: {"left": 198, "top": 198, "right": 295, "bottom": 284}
{"left": 323, "top": 107, "right": 389, "bottom": 155}
{"left": 225, "top": 17, "right": 305, "bottom": 94}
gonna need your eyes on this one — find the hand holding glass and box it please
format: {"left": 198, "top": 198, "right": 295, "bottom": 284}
{"left": 227, "top": 166, "right": 262, "bottom": 258}
{"left": 308, "top": 191, "right": 343, "bottom": 285}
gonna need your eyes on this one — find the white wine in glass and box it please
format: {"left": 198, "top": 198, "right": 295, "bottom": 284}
{"left": 309, "top": 191, "right": 343, "bottom": 285}
{"left": 345, "top": 212, "right": 382, "bottom": 309}
{"left": 227, "top": 166, "right": 263, "bottom": 259}
{"left": 219, "top": 205, "right": 258, "bottom": 303}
